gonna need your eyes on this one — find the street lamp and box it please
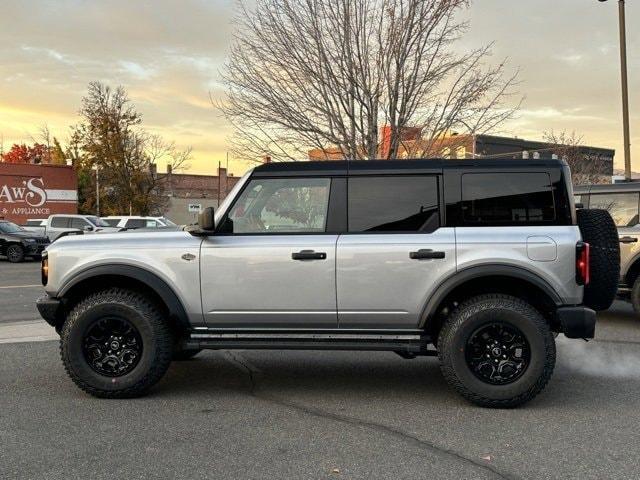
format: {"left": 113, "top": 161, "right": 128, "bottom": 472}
{"left": 91, "top": 164, "right": 100, "bottom": 216}
{"left": 599, "top": 0, "right": 632, "bottom": 181}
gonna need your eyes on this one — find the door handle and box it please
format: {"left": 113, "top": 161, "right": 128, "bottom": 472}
{"left": 410, "top": 249, "right": 446, "bottom": 260}
{"left": 292, "top": 250, "right": 327, "bottom": 260}
{"left": 620, "top": 236, "right": 638, "bottom": 244}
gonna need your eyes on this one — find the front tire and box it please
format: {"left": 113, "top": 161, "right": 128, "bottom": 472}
{"left": 60, "top": 288, "right": 173, "bottom": 398}
{"left": 438, "top": 294, "right": 555, "bottom": 408}
{"left": 6, "top": 244, "right": 25, "bottom": 263}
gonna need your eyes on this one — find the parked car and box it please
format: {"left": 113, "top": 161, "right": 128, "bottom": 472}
{"left": 102, "top": 216, "right": 177, "bottom": 229}
{"left": 0, "top": 220, "right": 49, "bottom": 262}
{"left": 37, "top": 159, "right": 619, "bottom": 407}
{"left": 575, "top": 182, "right": 640, "bottom": 312}
{"left": 22, "top": 214, "right": 120, "bottom": 242}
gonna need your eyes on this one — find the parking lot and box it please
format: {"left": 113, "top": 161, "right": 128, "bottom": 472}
{"left": 2, "top": 261, "right": 640, "bottom": 479}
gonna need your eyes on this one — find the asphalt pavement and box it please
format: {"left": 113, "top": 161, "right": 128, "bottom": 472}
{"left": 0, "top": 259, "right": 43, "bottom": 323}
{"left": 2, "top": 261, "right": 640, "bottom": 479}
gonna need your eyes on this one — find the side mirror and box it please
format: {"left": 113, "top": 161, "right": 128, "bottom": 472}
{"left": 575, "top": 203, "right": 584, "bottom": 209}
{"left": 83, "top": 225, "right": 94, "bottom": 232}
{"left": 198, "top": 207, "right": 215, "bottom": 231}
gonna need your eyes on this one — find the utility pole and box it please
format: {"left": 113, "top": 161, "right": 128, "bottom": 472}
{"left": 599, "top": 0, "right": 632, "bottom": 180}
{"left": 92, "top": 164, "right": 100, "bottom": 216}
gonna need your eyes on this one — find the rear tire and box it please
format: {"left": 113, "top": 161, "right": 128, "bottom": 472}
{"left": 576, "top": 209, "right": 620, "bottom": 311}
{"left": 631, "top": 277, "right": 640, "bottom": 316}
{"left": 60, "top": 288, "right": 173, "bottom": 398}
{"left": 438, "top": 294, "right": 555, "bottom": 408}
{"left": 6, "top": 244, "right": 25, "bottom": 263}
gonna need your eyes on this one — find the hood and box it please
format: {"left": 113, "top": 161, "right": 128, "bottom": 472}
{"left": 4, "top": 230, "right": 48, "bottom": 241}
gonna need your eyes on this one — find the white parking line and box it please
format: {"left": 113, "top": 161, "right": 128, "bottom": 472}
{"left": 0, "top": 320, "right": 57, "bottom": 344}
{"left": 0, "top": 285, "right": 42, "bottom": 289}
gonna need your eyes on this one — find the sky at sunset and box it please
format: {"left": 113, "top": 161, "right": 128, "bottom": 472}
{"left": 0, "top": 0, "right": 638, "bottom": 176}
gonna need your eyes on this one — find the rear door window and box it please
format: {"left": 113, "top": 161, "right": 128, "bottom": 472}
{"left": 589, "top": 193, "right": 639, "bottom": 227}
{"left": 347, "top": 176, "right": 439, "bottom": 232}
{"left": 50, "top": 217, "right": 70, "bottom": 228}
{"left": 461, "top": 173, "right": 555, "bottom": 225}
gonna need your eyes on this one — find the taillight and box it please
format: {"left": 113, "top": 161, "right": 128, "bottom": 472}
{"left": 41, "top": 253, "right": 48, "bottom": 286}
{"left": 576, "top": 242, "right": 590, "bottom": 286}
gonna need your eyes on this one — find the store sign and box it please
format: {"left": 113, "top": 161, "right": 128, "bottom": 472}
{"left": 0, "top": 176, "right": 77, "bottom": 219}
{"left": 188, "top": 203, "right": 202, "bottom": 213}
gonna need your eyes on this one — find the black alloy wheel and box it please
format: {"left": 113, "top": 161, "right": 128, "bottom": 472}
{"left": 465, "top": 322, "right": 530, "bottom": 385}
{"left": 82, "top": 317, "right": 143, "bottom": 377}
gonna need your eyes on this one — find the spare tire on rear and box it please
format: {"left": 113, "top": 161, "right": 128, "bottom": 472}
{"left": 576, "top": 208, "right": 620, "bottom": 311}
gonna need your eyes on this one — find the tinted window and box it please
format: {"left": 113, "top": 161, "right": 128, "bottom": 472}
{"left": 25, "top": 220, "right": 43, "bottom": 226}
{"left": 102, "top": 219, "right": 120, "bottom": 227}
{"left": 348, "top": 176, "right": 439, "bottom": 232}
{"left": 125, "top": 219, "right": 147, "bottom": 229}
{"left": 50, "top": 217, "right": 69, "bottom": 228}
{"left": 462, "top": 173, "right": 555, "bottom": 225}
{"left": 225, "top": 177, "right": 331, "bottom": 234}
{"left": 71, "top": 218, "right": 90, "bottom": 229}
{"left": 589, "top": 193, "right": 639, "bottom": 227}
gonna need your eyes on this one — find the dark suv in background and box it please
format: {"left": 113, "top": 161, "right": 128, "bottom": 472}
{"left": 0, "top": 220, "right": 49, "bottom": 263}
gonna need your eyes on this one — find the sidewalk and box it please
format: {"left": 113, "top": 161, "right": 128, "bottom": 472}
{"left": 0, "top": 320, "right": 58, "bottom": 344}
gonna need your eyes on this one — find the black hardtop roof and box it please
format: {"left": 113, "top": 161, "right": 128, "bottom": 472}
{"left": 574, "top": 181, "right": 640, "bottom": 194}
{"left": 253, "top": 158, "right": 567, "bottom": 176}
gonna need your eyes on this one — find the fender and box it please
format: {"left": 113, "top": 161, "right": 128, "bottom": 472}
{"left": 419, "top": 264, "right": 564, "bottom": 328}
{"left": 57, "top": 264, "right": 190, "bottom": 328}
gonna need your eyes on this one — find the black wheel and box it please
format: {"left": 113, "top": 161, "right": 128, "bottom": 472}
{"left": 173, "top": 348, "right": 202, "bottom": 361}
{"left": 577, "top": 209, "right": 620, "bottom": 311}
{"left": 60, "top": 288, "right": 173, "bottom": 398}
{"left": 6, "top": 244, "right": 25, "bottom": 263}
{"left": 438, "top": 294, "right": 555, "bottom": 408}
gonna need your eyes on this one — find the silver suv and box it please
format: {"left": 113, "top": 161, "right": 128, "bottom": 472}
{"left": 36, "top": 159, "right": 618, "bottom": 407}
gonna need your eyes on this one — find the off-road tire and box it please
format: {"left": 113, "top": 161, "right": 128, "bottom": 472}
{"left": 60, "top": 288, "right": 173, "bottom": 398}
{"left": 172, "top": 348, "right": 202, "bottom": 361}
{"left": 438, "top": 294, "right": 556, "bottom": 408}
{"left": 577, "top": 208, "right": 620, "bottom": 311}
{"left": 6, "top": 244, "right": 25, "bottom": 263}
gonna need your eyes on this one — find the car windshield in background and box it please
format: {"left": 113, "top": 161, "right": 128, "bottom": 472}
{"left": 159, "top": 217, "right": 176, "bottom": 226}
{"left": 87, "top": 216, "right": 111, "bottom": 227}
{"left": 0, "top": 221, "right": 24, "bottom": 233}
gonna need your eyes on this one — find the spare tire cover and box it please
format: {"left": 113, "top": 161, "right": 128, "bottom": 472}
{"left": 576, "top": 208, "right": 620, "bottom": 311}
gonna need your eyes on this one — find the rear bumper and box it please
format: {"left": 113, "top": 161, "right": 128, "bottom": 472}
{"left": 557, "top": 306, "right": 596, "bottom": 339}
{"left": 36, "top": 295, "right": 62, "bottom": 328}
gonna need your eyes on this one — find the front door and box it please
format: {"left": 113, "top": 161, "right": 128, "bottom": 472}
{"left": 336, "top": 175, "right": 457, "bottom": 329}
{"left": 200, "top": 176, "right": 339, "bottom": 328}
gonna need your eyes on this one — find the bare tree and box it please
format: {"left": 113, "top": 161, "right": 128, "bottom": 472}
{"left": 218, "top": 0, "right": 520, "bottom": 162}
{"left": 543, "top": 130, "right": 611, "bottom": 186}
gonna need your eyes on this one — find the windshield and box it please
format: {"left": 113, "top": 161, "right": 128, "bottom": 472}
{"left": 159, "top": 217, "right": 176, "bottom": 226}
{"left": 0, "top": 221, "right": 24, "bottom": 234}
{"left": 87, "top": 216, "right": 111, "bottom": 227}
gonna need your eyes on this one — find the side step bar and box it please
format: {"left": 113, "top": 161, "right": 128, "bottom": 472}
{"left": 184, "top": 329, "right": 435, "bottom": 355}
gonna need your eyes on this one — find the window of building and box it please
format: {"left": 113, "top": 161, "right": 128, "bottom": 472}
{"left": 225, "top": 178, "right": 331, "bottom": 234}
{"left": 348, "top": 176, "right": 439, "bottom": 233}
{"left": 589, "top": 193, "right": 639, "bottom": 227}
{"left": 461, "top": 172, "right": 555, "bottom": 225}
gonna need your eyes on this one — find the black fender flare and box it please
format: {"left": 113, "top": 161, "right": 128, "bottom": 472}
{"left": 57, "top": 264, "right": 190, "bottom": 329}
{"left": 419, "top": 264, "right": 564, "bottom": 328}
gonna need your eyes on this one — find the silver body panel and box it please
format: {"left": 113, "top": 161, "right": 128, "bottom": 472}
{"left": 45, "top": 231, "right": 205, "bottom": 326}
{"left": 455, "top": 226, "right": 583, "bottom": 305}
{"left": 200, "top": 235, "right": 338, "bottom": 327}
{"left": 336, "top": 229, "right": 456, "bottom": 328}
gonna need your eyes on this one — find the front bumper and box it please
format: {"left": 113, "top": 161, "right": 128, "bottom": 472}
{"left": 557, "top": 306, "right": 596, "bottom": 339}
{"left": 24, "top": 242, "right": 48, "bottom": 256}
{"left": 36, "top": 295, "right": 62, "bottom": 328}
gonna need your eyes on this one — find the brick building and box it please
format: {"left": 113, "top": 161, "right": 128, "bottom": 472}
{"left": 0, "top": 163, "right": 77, "bottom": 224}
{"left": 155, "top": 165, "right": 241, "bottom": 225}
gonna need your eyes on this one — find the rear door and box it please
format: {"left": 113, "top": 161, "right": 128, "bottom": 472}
{"left": 588, "top": 191, "right": 640, "bottom": 283}
{"left": 336, "top": 174, "right": 456, "bottom": 329}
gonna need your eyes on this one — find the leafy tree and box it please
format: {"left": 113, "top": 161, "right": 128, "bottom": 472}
{"left": 0, "top": 143, "right": 51, "bottom": 164}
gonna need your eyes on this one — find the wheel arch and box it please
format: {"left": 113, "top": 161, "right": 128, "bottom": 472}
{"left": 420, "top": 265, "right": 563, "bottom": 335}
{"left": 57, "top": 264, "right": 190, "bottom": 331}
{"left": 624, "top": 254, "right": 640, "bottom": 286}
